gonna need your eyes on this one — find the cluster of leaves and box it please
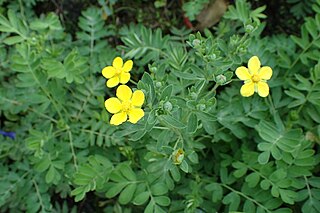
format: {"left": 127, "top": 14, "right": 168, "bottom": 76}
{"left": 286, "top": 0, "right": 316, "bottom": 19}
{"left": 0, "top": 0, "right": 319, "bottom": 212}
{"left": 182, "top": 0, "right": 210, "bottom": 21}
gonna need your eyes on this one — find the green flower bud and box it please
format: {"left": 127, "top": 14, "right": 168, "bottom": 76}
{"left": 209, "top": 54, "right": 216, "bottom": 60}
{"left": 197, "top": 104, "right": 206, "bottom": 111}
{"left": 155, "top": 81, "right": 162, "bottom": 88}
{"left": 149, "top": 67, "right": 157, "bottom": 72}
{"left": 216, "top": 74, "right": 227, "bottom": 84}
{"left": 163, "top": 101, "right": 173, "bottom": 111}
{"left": 238, "top": 47, "right": 246, "bottom": 53}
{"left": 290, "top": 110, "right": 299, "bottom": 121}
{"left": 190, "top": 92, "right": 197, "bottom": 100}
{"left": 245, "top": 24, "right": 254, "bottom": 33}
{"left": 192, "top": 39, "right": 201, "bottom": 47}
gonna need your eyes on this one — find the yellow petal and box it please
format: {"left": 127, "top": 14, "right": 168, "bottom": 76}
{"left": 128, "top": 108, "right": 144, "bottom": 124}
{"left": 113, "top": 57, "right": 123, "bottom": 69}
{"left": 257, "top": 82, "right": 269, "bottom": 97}
{"left": 235, "top": 66, "right": 251, "bottom": 80}
{"left": 240, "top": 82, "right": 255, "bottom": 97}
{"left": 116, "top": 85, "right": 132, "bottom": 101}
{"left": 102, "top": 66, "right": 116, "bottom": 79}
{"left": 119, "top": 72, "right": 130, "bottom": 84}
{"left": 258, "top": 66, "right": 272, "bottom": 80}
{"left": 131, "top": 90, "right": 145, "bottom": 107}
{"left": 106, "top": 76, "right": 119, "bottom": 88}
{"left": 123, "top": 60, "right": 133, "bottom": 72}
{"left": 110, "top": 112, "right": 127, "bottom": 125}
{"left": 248, "top": 56, "right": 261, "bottom": 75}
{"left": 105, "top": 97, "right": 121, "bottom": 114}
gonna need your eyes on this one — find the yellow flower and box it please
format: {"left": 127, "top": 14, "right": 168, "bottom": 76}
{"left": 235, "top": 56, "right": 273, "bottom": 97}
{"left": 102, "top": 57, "right": 133, "bottom": 88}
{"left": 105, "top": 85, "right": 145, "bottom": 125}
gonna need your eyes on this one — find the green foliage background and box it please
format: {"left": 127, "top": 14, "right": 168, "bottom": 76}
{"left": 0, "top": 0, "right": 319, "bottom": 212}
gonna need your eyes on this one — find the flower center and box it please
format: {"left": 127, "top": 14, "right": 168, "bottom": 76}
{"left": 116, "top": 68, "right": 122, "bottom": 74}
{"left": 251, "top": 74, "right": 260, "bottom": 83}
{"left": 122, "top": 101, "right": 132, "bottom": 113}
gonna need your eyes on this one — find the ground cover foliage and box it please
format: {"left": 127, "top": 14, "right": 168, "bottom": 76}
{"left": 0, "top": 0, "right": 320, "bottom": 212}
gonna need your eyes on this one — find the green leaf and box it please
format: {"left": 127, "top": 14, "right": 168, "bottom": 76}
{"left": 35, "top": 155, "right": 50, "bottom": 172}
{"left": 305, "top": 18, "right": 318, "bottom": 39}
{"left": 8, "top": 9, "right": 18, "bottom": 29}
{"left": 141, "top": 72, "right": 155, "bottom": 104}
{"left": 170, "top": 165, "right": 181, "bottom": 182}
{"left": 145, "top": 200, "right": 155, "bottom": 213}
{"left": 309, "top": 177, "right": 320, "bottom": 188}
{"left": 187, "top": 151, "right": 199, "bottom": 164}
{"left": 133, "top": 191, "right": 150, "bottom": 205}
{"left": 45, "top": 166, "right": 56, "bottom": 183}
{"left": 291, "top": 35, "right": 308, "bottom": 49}
{"left": 118, "top": 183, "right": 137, "bottom": 204}
{"left": 264, "top": 198, "right": 282, "bottom": 209}
{"left": 159, "top": 115, "right": 186, "bottom": 129}
{"left": 258, "top": 142, "right": 272, "bottom": 151}
{"left": 257, "top": 121, "right": 302, "bottom": 158}
{"left": 270, "top": 146, "right": 282, "bottom": 160}
{"left": 172, "top": 70, "right": 203, "bottom": 80}
{"left": 302, "top": 198, "right": 320, "bottom": 213}
{"left": 258, "top": 151, "right": 270, "bottom": 165}
{"left": 105, "top": 182, "right": 128, "bottom": 198}
{"left": 205, "top": 183, "right": 223, "bottom": 202}
{"left": 273, "top": 208, "right": 292, "bottom": 213}
{"left": 179, "top": 160, "right": 189, "bottom": 173}
{"left": 187, "top": 113, "right": 198, "bottom": 133}
{"left": 196, "top": 111, "right": 217, "bottom": 121}
{"left": 260, "top": 179, "right": 271, "bottom": 190}
{"left": 160, "top": 85, "right": 173, "bottom": 100}
{"left": 243, "top": 200, "right": 256, "bottom": 213}
{"left": 151, "top": 182, "right": 168, "bottom": 196}
{"left": 245, "top": 172, "right": 260, "bottom": 188}
{"left": 154, "top": 196, "right": 170, "bottom": 206}
{"left": 3, "top": 36, "right": 25, "bottom": 45}
{"left": 233, "top": 167, "right": 247, "bottom": 178}
{"left": 222, "top": 192, "right": 240, "bottom": 211}
{"left": 119, "top": 164, "right": 136, "bottom": 181}
{"left": 154, "top": 205, "right": 167, "bottom": 213}
{"left": 271, "top": 185, "right": 280, "bottom": 197}
{"left": 71, "top": 186, "right": 86, "bottom": 202}
{"left": 279, "top": 189, "right": 296, "bottom": 204}
{"left": 270, "top": 169, "right": 287, "bottom": 182}
{"left": 130, "top": 129, "right": 147, "bottom": 141}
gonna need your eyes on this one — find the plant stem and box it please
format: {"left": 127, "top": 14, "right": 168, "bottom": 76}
{"left": 68, "top": 129, "right": 78, "bottom": 171}
{"left": 221, "top": 183, "right": 272, "bottom": 213}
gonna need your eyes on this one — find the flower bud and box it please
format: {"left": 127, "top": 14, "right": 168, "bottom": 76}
{"left": 197, "top": 104, "right": 206, "bottom": 111}
{"left": 209, "top": 54, "right": 216, "bottom": 60}
{"left": 290, "top": 110, "right": 299, "bottom": 121}
{"left": 163, "top": 101, "right": 173, "bottom": 111}
{"left": 192, "top": 39, "right": 201, "bottom": 47}
{"left": 245, "top": 24, "right": 254, "bottom": 33}
{"left": 238, "top": 47, "right": 246, "bottom": 53}
{"left": 305, "top": 131, "right": 316, "bottom": 142}
{"left": 149, "top": 67, "right": 157, "bottom": 72}
{"left": 216, "top": 74, "right": 227, "bottom": 84}
{"left": 190, "top": 92, "right": 197, "bottom": 100}
{"left": 155, "top": 81, "right": 162, "bottom": 88}
{"left": 172, "top": 148, "right": 184, "bottom": 165}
